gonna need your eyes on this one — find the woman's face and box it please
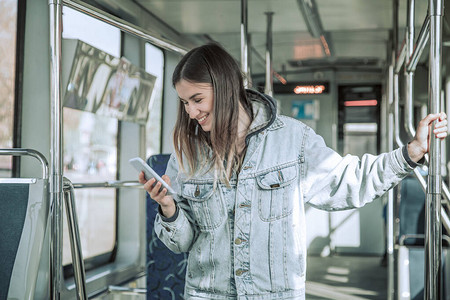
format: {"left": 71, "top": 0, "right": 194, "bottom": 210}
{"left": 176, "top": 79, "right": 214, "bottom": 132}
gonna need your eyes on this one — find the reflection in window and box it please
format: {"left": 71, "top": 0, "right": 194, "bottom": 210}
{"left": 63, "top": 109, "right": 118, "bottom": 265}
{"left": 62, "top": 8, "right": 120, "bottom": 266}
{"left": 145, "top": 43, "right": 164, "bottom": 157}
{"left": 0, "top": 0, "right": 17, "bottom": 177}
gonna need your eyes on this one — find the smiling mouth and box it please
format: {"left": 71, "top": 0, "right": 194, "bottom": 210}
{"left": 197, "top": 114, "right": 208, "bottom": 125}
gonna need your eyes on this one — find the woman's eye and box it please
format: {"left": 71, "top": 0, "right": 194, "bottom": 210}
{"left": 194, "top": 99, "right": 202, "bottom": 103}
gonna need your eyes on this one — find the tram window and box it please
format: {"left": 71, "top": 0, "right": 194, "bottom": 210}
{"left": 145, "top": 43, "right": 164, "bottom": 156}
{"left": 343, "top": 123, "right": 378, "bottom": 156}
{"left": 62, "top": 110, "right": 118, "bottom": 266}
{"left": 0, "top": 0, "right": 17, "bottom": 177}
{"left": 62, "top": 7, "right": 120, "bottom": 57}
{"left": 61, "top": 8, "right": 120, "bottom": 268}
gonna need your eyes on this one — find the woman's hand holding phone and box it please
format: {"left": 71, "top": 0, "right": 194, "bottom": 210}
{"left": 138, "top": 172, "right": 176, "bottom": 218}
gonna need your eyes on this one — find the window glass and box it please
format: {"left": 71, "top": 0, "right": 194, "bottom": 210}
{"left": 62, "top": 7, "right": 120, "bottom": 266}
{"left": 0, "top": 0, "right": 17, "bottom": 177}
{"left": 145, "top": 43, "right": 164, "bottom": 157}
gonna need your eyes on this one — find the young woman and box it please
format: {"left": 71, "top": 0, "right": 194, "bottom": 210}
{"left": 139, "top": 43, "right": 448, "bottom": 300}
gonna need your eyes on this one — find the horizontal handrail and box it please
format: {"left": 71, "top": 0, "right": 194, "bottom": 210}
{"left": 406, "top": 16, "right": 430, "bottom": 72}
{"left": 62, "top": 0, "right": 188, "bottom": 55}
{"left": 399, "top": 234, "right": 450, "bottom": 246}
{"left": 107, "top": 286, "right": 146, "bottom": 295}
{"left": 0, "top": 148, "right": 49, "bottom": 179}
{"left": 71, "top": 180, "right": 143, "bottom": 189}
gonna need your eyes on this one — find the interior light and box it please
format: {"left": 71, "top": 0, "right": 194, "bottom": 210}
{"left": 344, "top": 100, "right": 378, "bottom": 107}
{"left": 293, "top": 85, "right": 326, "bottom": 94}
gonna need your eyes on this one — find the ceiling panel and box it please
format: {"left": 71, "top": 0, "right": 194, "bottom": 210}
{"left": 135, "top": 0, "right": 432, "bottom": 72}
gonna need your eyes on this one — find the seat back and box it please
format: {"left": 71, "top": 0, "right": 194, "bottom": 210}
{"left": 146, "top": 154, "right": 187, "bottom": 299}
{"left": 0, "top": 178, "right": 49, "bottom": 300}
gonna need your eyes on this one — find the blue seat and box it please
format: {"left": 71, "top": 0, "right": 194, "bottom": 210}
{"left": 146, "top": 154, "right": 187, "bottom": 300}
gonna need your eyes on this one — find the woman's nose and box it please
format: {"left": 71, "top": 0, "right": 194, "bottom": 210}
{"left": 186, "top": 106, "right": 199, "bottom": 119}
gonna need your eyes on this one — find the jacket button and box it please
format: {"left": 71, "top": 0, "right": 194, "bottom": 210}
{"left": 235, "top": 269, "right": 248, "bottom": 276}
{"left": 235, "top": 238, "right": 242, "bottom": 245}
{"left": 194, "top": 185, "right": 200, "bottom": 197}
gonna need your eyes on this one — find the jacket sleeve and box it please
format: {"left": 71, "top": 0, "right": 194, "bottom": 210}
{"left": 153, "top": 154, "right": 199, "bottom": 253}
{"left": 302, "top": 127, "right": 416, "bottom": 211}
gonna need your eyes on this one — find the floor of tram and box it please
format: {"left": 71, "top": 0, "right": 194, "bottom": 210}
{"left": 93, "top": 255, "right": 387, "bottom": 299}
{"left": 305, "top": 254, "right": 387, "bottom": 300}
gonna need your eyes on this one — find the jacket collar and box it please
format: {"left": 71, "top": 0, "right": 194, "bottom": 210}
{"left": 245, "top": 89, "right": 281, "bottom": 145}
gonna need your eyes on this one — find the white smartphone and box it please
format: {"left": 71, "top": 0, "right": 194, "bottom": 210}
{"left": 129, "top": 157, "right": 176, "bottom": 195}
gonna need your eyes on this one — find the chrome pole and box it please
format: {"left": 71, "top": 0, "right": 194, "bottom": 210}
{"left": 241, "top": 0, "right": 250, "bottom": 88}
{"left": 393, "top": 73, "right": 403, "bottom": 147}
{"left": 264, "top": 12, "right": 274, "bottom": 97}
{"left": 425, "top": 0, "right": 443, "bottom": 298}
{"left": 387, "top": 3, "right": 399, "bottom": 298}
{"left": 387, "top": 64, "right": 395, "bottom": 300}
{"left": 49, "top": 0, "right": 63, "bottom": 298}
{"left": 62, "top": 0, "right": 188, "bottom": 55}
{"left": 63, "top": 178, "right": 87, "bottom": 300}
{"left": 0, "top": 149, "right": 49, "bottom": 179}
{"left": 395, "top": 42, "right": 406, "bottom": 74}
{"left": 404, "top": 0, "right": 415, "bottom": 140}
{"left": 406, "top": 17, "right": 430, "bottom": 73}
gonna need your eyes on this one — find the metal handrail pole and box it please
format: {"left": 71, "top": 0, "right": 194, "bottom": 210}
{"left": 392, "top": 38, "right": 450, "bottom": 255}
{"left": 63, "top": 178, "right": 87, "bottom": 300}
{"left": 393, "top": 73, "right": 404, "bottom": 148}
{"left": 0, "top": 148, "right": 49, "bottom": 179}
{"left": 264, "top": 12, "right": 274, "bottom": 97}
{"left": 410, "top": 168, "right": 450, "bottom": 234}
{"left": 391, "top": 0, "right": 450, "bottom": 247}
{"left": 404, "top": 0, "right": 416, "bottom": 140}
{"left": 108, "top": 286, "right": 147, "bottom": 294}
{"left": 387, "top": 4, "right": 398, "bottom": 296}
{"left": 425, "top": 0, "right": 443, "bottom": 298}
{"left": 71, "top": 180, "right": 143, "bottom": 189}
{"left": 387, "top": 63, "right": 395, "bottom": 300}
{"left": 241, "top": 0, "right": 250, "bottom": 88}
{"left": 49, "top": 0, "right": 64, "bottom": 299}
{"left": 406, "top": 16, "right": 431, "bottom": 73}
{"left": 395, "top": 42, "right": 407, "bottom": 74}
{"left": 62, "top": 0, "right": 188, "bottom": 55}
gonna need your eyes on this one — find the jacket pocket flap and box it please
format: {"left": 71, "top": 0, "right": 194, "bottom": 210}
{"left": 181, "top": 183, "right": 214, "bottom": 201}
{"left": 256, "top": 165, "right": 297, "bottom": 190}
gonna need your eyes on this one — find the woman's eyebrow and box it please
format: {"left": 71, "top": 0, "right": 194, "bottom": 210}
{"left": 178, "top": 92, "right": 203, "bottom": 101}
{"left": 189, "top": 93, "right": 202, "bottom": 99}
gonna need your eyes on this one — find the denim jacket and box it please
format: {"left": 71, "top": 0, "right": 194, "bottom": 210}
{"left": 154, "top": 90, "right": 417, "bottom": 300}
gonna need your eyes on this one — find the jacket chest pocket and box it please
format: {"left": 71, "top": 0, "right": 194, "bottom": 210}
{"left": 256, "top": 165, "right": 298, "bottom": 222}
{"left": 181, "top": 183, "right": 225, "bottom": 231}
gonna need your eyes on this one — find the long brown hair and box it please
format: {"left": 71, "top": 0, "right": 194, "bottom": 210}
{"left": 172, "top": 43, "right": 252, "bottom": 183}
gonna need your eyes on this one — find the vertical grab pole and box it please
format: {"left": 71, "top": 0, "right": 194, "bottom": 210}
{"left": 49, "top": 0, "right": 63, "bottom": 299}
{"left": 387, "top": 63, "right": 395, "bottom": 300}
{"left": 404, "top": 0, "right": 416, "bottom": 139}
{"left": 240, "top": 0, "right": 250, "bottom": 88}
{"left": 425, "top": 0, "right": 443, "bottom": 299}
{"left": 264, "top": 12, "right": 274, "bottom": 97}
{"left": 387, "top": 2, "right": 399, "bottom": 299}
